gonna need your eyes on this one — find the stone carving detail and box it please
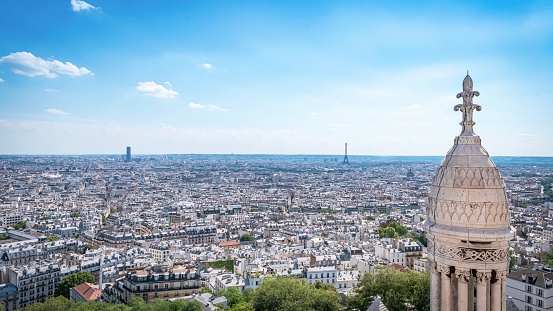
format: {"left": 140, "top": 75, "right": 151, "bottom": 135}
{"left": 455, "top": 74, "right": 481, "bottom": 136}
{"left": 455, "top": 136, "right": 481, "bottom": 145}
{"left": 435, "top": 244, "right": 510, "bottom": 262}
{"left": 455, "top": 268, "right": 471, "bottom": 283}
{"left": 428, "top": 197, "right": 509, "bottom": 226}
{"left": 476, "top": 271, "right": 492, "bottom": 283}
{"left": 437, "top": 264, "right": 450, "bottom": 277}
{"left": 496, "top": 270, "right": 508, "bottom": 281}
{"left": 431, "top": 260, "right": 438, "bottom": 271}
{"left": 432, "top": 167, "right": 504, "bottom": 189}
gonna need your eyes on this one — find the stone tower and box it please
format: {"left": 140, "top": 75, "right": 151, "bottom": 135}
{"left": 424, "top": 75, "right": 513, "bottom": 311}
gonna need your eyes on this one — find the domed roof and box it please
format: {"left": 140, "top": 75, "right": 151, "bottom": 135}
{"left": 426, "top": 75, "right": 511, "bottom": 234}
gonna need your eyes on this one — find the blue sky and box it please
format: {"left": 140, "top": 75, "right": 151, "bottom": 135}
{"left": 1, "top": 0, "right": 552, "bottom": 156}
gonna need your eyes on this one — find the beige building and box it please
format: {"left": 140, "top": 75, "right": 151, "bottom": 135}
{"left": 424, "top": 75, "right": 514, "bottom": 311}
{"left": 117, "top": 264, "right": 202, "bottom": 303}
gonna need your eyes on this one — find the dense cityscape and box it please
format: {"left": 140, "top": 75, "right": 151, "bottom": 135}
{"left": 0, "top": 152, "right": 551, "bottom": 310}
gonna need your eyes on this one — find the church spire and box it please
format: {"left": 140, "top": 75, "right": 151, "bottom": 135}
{"left": 454, "top": 74, "right": 481, "bottom": 136}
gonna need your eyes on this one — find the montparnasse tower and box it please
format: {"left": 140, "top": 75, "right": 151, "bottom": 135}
{"left": 424, "top": 74, "right": 514, "bottom": 311}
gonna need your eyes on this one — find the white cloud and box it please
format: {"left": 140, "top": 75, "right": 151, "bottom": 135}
{"left": 0, "top": 77, "right": 4, "bottom": 83}
{"left": 201, "top": 63, "right": 212, "bottom": 69}
{"left": 515, "top": 134, "right": 538, "bottom": 140}
{"left": 71, "top": 0, "right": 96, "bottom": 11}
{"left": 45, "top": 88, "right": 59, "bottom": 92}
{"left": 188, "top": 102, "right": 228, "bottom": 111}
{"left": 0, "top": 52, "right": 92, "bottom": 78}
{"left": 408, "top": 104, "right": 422, "bottom": 109}
{"left": 136, "top": 81, "right": 178, "bottom": 98}
{"left": 46, "top": 109, "right": 70, "bottom": 115}
{"left": 326, "top": 123, "right": 350, "bottom": 128}
{"left": 163, "top": 81, "right": 172, "bottom": 88}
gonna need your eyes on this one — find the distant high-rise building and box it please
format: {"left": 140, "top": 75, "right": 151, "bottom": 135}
{"left": 424, "top": 74, "right": 513, "bottom": 311}
{"left": 126, "top": 147, "right": 131, "bottom": 162}
{"left": 343, "top": 142, "right": 349, "bottom": 165}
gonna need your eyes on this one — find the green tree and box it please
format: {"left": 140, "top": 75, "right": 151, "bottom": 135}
{"left": 367, "top": 215, "right": 376, "bottom": 221}
{"left": 510, "top": 250, "right": 517, "bottom": 271}
{"left": 20, "top": 295, "right": 74, "bottom": 311}
{"left": 47, "top": 235, "right": 60, "bottom": 242}
{"left": 411, "top": 232, "right": 428, "bottom": 247}
{"left": 228, "top": 302, "right": 254, "bottom": 311}
{"left": 55, "top": 271, "right": 96, "bottom": 299}
{"left": 240, "top": 234, "right": 253, "bottom": 242}
{"left": 378, "top": 227, "right": 398, "bottom": 238}
{"left": 70, "top": 212, "right": 81, "bottom": 218}
{"left": 220, "top": 287, "right": 245, "bottom": 307}
{"left": 252, "top": 276, "right": 341, "bottom": 311}
{"left": 347, "top": 268, "right": 430, "bottom": 311}
{"left": 388, "top": 221, "right": 408, "bottom": 237}
{"left": 0, "top": 233, "right": 9, "bottom": 240}
{"left": 13, "top": 221, "right": 26, "bottom": 230}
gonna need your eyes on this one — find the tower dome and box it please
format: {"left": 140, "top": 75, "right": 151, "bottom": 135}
{"left": 424, "top": 74, "right": 514, "bottom": 311}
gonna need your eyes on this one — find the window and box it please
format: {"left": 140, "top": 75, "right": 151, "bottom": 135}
{"left": 526, "top": 296, "right": 532, "bottom": 304}
{"left": 525, "top": 306, "right": 532, "bottom": 311}
{"left": 537, "top": 288, "right": 543, "bottom": 297}
{"left": 538, "top": 300, "right": 543, "bottom": 307}
{"left": 527, "top": 285, "right": 532, "bottom": 292}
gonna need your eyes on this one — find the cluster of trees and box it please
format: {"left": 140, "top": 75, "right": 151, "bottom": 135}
{"left": 541, "top": 177, "right": 553, "bottom": 197}
{"left": 377, "top": 221, "right": 408, "bottom": 238}
{"left": 13, "top": 221, "right": 26, "bottom": 230}
{"left": 347, "top": 268, "right": 430, "bottom": 311}
{"left": 220, "top": 277, "right": 342, "bottom": 311}
{"left": 21, "top": 269, "right": 430, "bottom": 311}
{"left": 0, "top": 233, "right": 9, "bottom": 240}
{"left": 47, "top": 235, "right": 60, "bottom": 242}
{"left": 240, "top": 234, "right": 253, "bottom": 242}
{"left": 55, "top": 272, "right": 97, "bottom": 298}
{"left": 19, "top": 296, "right": 201, "bottom": 311}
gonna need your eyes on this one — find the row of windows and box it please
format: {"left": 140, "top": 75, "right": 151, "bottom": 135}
{"left": 526, "top": 285, "right": 544, "bottom": 296}
{"left": 308, "top": 272, "right": 336, "bottom": 279}
{"left": 525, "top": 295, "right": 544, "bottom": 307}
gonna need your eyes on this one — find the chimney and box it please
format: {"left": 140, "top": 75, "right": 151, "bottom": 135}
{"left": 522, "top": 273, "right": 526, "bottom": 281}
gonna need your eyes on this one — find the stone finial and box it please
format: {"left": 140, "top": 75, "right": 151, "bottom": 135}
{"left": 454, "top": 74, "right": 481, "bottom": 136}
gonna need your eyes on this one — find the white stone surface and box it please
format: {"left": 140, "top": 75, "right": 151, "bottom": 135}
{"left": 424, "top": 75, "right": 514, "bottom": 311}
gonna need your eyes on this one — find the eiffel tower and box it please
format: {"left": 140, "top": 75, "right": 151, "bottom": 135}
{"left": 343, "top": 142, "right": 349, "bottom": 165}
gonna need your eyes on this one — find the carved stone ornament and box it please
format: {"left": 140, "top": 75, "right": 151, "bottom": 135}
{"left": 437, "top": 264, "right": 450, "bottom": 276}
{"left": 476, "top": 271, "right": 492, "bottom": 283}
{"left": 455, "top": 269, "right": 471, "bottom": 283}
{"left": 435, "top": 244, "right": 510, "bottom": 262}
{"left": 496, "top": 270, "right": 508, "bottom": 281}
{"left": 428, "top": 197, "right": 509, "bottom": 226}
{"left": 455, "top": 74, "right": 481, "bottom": 136}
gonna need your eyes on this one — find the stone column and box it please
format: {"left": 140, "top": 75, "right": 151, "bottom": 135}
{"left": 456, "top": 268, "right": 471, "bottom": 311}
{"left": 476, "top": 271, "right": 491, "bottom": 311}
{"left": 498, "top": 270, "right": 508, "bottom": 311}
{"left": 468, "top": 271, "right": 474, "bottom": 311}
{"left": 490, "top": 272, "right": 501, "bottom": 311}
{"left": 430, "top": 261, "right": 441, "bottom": 311}
{"left": 452, "top": 269, "right": 459, "bottom": 311}
{"left": 439, "top": 264, "right": 451, "bottom": 310}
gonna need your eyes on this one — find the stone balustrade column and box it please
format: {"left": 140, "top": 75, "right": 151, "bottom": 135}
{"left": 456, "top": 268, "right": 471, "bottom": 311}
{"left": 476, "top": 271, "right": 492, "bottom": 311}
{"left": 439, "top": 264, "right": 451, "bottom": 310}
{"left": 490, "top": 271, "right": 501, "bottom": 311}
{"left": 430, "top": 261, "right": 441, "bottom": 311}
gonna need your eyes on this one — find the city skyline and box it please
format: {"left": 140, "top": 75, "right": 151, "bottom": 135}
{"left": 1, "top": 1, "right": 552, "bottom": 156}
